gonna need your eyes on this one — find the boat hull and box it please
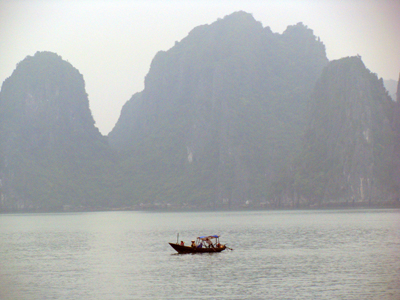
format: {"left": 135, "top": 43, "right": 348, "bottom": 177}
{"left": 169, "top": 243, "right": 226, "bottom": 254}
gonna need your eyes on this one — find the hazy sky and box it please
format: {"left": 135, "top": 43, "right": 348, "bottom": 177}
{"left": 1, "top": 0, "right": 399, "bottom": 135}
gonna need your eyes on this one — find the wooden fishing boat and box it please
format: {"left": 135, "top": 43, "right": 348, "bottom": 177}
{"left": 169, "top": 235, "right": 227, "bottom": 254}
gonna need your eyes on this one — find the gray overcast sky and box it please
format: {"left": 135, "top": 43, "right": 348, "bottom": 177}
{"left": 1, "top": 0, "right": 399, "bottom": 135}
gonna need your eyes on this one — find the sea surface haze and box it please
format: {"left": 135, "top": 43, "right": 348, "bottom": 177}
{"left": 0, "top": 209, "right": 399, "bottom": 299}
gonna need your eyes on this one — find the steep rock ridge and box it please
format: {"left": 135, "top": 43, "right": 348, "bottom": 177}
{"left": 288, "top": 57, "right": 396, "bottom": 207}
{"left": 0, "top": 51, "right": 113, "bottom": 211}
{"left": 108, "top": 11, "right": 328, "bottom": 207}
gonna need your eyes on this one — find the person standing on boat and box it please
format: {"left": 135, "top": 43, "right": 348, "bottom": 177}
{"left": 205, "top": 238, "right": 214, "bottom": 248}
{"left": 191, "top": 240, "right": 196, "bottom": 248}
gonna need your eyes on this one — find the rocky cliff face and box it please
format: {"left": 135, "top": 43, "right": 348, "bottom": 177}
{"left": 109, "top": 11, "right": 328, "bottom": 207}
{"left": 0, "top": 51, "right": 113, "bottom": 211}
{"left": 288, "top": 57, "right": 397, "bottom": 207}
{"left": 1, "top": 16, "right": 396, "bottom": 211}
{"left": 388, "top": 74, "right": 400, "bottom": 198}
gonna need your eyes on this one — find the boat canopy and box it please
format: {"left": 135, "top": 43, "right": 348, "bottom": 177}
{"left": 198, "top": 235, "right": 219, "bottom": 240}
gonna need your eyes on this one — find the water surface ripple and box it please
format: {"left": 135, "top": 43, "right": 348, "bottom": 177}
{"left": 0, "top": 209, "right": 399, "bottom": 299}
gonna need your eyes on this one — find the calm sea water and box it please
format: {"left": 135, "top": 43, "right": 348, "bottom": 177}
{"left": 0, "top": 209, "right": 399, "bottom": 299}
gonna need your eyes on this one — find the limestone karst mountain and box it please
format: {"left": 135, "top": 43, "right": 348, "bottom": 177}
{"left": 283, "top": 57, "right": 398, "bottom": 207}
{"left": 108, "top": 11, "right": 328, "bottom": 208}
{"left": 388, "top": 74, "right": 400, "bottom": 198}
{"left": 0, "top": 51, "right": 114, "bottom": 211}
{"left": 1, "top": 12, "right": 397, "bottom": 212}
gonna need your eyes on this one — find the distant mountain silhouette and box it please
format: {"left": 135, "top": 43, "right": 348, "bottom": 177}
{"left": 0, "top": 51, "right": 114, "bottom": 211}
{"left": 108, "top": 11, "right": 328, "bottom": 208}
{"left": 281, "top": 57, "right": 398, "bottom": 207}
{"left": 1, "top": 12, "right": 398, "bottom": 212}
